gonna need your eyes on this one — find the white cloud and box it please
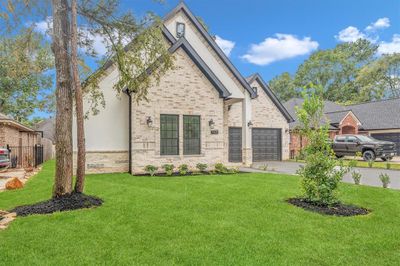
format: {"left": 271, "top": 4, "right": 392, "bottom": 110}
{"left": 365, "top": 17, "right": 390, "bottom": 31}
{"left": 215, "top": 35, "right": 235, "bottom": 57}
{"left": 378, "top": 34, "right": 400, "bottom": 55}
{"left": 335, "top": 26, "right": 366, "bottom": 42}
{"left": 241, "top": 34, "right": 319, "bottom": 66}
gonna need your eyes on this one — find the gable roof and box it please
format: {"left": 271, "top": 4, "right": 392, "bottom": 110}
{"left": 0, "top": 113, "right": 35, "bottom": 132}
{"left": 164, "top": 2, "right": 257, "bottom": 98}
{"left": 246, "top": 73, "right": 293, "bottom": 122}
{"left": 168, "top": 35, "right": 231, "bottom": 98}
{"left": 346, "top": 98, "right": 400, "bottom": 130}
{"left": 284, "top": 97, "right": 400, "bottom": 130}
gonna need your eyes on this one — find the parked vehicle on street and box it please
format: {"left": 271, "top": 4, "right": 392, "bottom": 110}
{"left": 0, "top": 148, "right": 10, "bottom": 171}
{"left": 332, "top": 135, "right": 397, "bottom": 161}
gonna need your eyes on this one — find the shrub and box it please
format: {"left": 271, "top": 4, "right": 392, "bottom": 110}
{"left": 348, "top": 159, "right": 358, "bottom": 168}
{"left": 379, "top": 173, "right": 390, "bottom": 188}
{"left": 178, "top": 164, "right": 189, "bottom": 175}
{"left": 295, "top": 87, "right": 347, "bottom": 205}
{"left": 162, "top": 164, "right": 174, "bottom": 176}
{"left": 214, "top": 163, "right": 229, "bottom": 174}
{"left": 355, "top": 151, "right": 362, "bottom": 158}
{"left": 351, "top": 171, "right": 361, "bottom": 185}
{"left": 368, "top": 160, "right": 373, "bottom": 168}
{"left": 144, "top": 165, "right": 158, "bottom": 176}
{"left": 386, "top": 162, "right": 391, "bottom": 170}
{"left": 259, "top": 164, "right": 268, "bottom": 171}
{"left": 196, "top": 163, "right": 208, "bottom": 172}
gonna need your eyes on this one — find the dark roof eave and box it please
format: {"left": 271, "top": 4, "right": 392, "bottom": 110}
{"left": 164, "top": 2, "right": 257, "bottom": 98}
{"left": 247, "top": 73, "right": 294, "bottom": 123}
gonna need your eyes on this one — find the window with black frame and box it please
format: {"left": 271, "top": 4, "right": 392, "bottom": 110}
{"left": 160, "top": 114, "right": 179, "bottom": 155}
{"left": 183, "top": 115, "right": 201, "bottom": 155}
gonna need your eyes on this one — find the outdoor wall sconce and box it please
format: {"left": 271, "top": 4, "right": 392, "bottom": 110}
{"left": 247, "top": 120, "right": 253, "bottom": 128}
{"left": 208, "top": 119, "right": 215, "bottom": 129}
{"left": 146, "top": 116, "right": 153, "bottom": 127}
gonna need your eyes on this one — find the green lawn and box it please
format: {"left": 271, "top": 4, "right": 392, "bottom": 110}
{"left": 1, "top": 161, "right": 399, "bottom": 265}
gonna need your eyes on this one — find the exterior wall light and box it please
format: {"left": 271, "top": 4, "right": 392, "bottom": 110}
{"left": 247, "top": 120, "right": 253, "bottom": 128}
{"left": 146, "top": 116, "right": 153, "bottom": 127}
{"left": 208, "top": 119, "right": 215, "bottom": 129}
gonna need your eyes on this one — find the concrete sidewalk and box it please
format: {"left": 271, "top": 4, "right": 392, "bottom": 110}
{"left": 246, "top": 161, "right": 400, "bottom": 190}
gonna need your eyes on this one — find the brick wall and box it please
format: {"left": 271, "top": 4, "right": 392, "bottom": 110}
{"left": 131, "top": 48, "right": 225, "bottom": 173}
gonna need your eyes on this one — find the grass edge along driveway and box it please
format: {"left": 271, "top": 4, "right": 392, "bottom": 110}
{"left": 0, "top": 161, "right": 399, "bottom": 265}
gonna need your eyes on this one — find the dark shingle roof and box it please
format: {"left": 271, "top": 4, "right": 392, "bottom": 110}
{"left": 346, "top": 98, "right": 400, "bottom": 130}
{"left": 284, "top": 97, "right": 400, "bottom": 130}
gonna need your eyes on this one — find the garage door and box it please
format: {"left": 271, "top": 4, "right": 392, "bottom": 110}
{"left": 252, "top": 128, "right": 281, "bottom": 161}
{"left": 371, "top": 133, "right": 400, "bottom": 155}
{"left": 229, "top": 127, "right": 242, "bottom": 162}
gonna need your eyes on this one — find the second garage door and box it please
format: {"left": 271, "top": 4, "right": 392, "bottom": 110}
{"left": 371, "top": 132, "right": 400, "bottom": 155}
{"left": 252, "top": 128, "right": 282, "bottom": 161}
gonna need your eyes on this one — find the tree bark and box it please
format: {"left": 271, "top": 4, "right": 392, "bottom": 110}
{"left": 52, "top": 0, "right": 73, "bottom": 197}
{"left": 71, "top": 0, "right": 86, "bottom": 193}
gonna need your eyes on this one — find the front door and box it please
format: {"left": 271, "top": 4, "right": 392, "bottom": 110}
{"left": 229, "top": 127, "right": 242, "bottom": 162}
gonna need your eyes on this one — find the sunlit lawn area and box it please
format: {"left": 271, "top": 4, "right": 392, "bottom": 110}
{"left": 0, "top": 161, "right": 399, "bottom": 265}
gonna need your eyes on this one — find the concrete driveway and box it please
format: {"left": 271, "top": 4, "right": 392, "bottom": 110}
{"left": 249, "top": 161, "right": 400, "bottom": 190}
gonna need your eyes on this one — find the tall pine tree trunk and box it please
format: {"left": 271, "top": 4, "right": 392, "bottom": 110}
{"left": 52, "top": 0, "right": 73, "bottom": 198}
{"left": 71, "top": 0, "right": 86, "bottom": 193}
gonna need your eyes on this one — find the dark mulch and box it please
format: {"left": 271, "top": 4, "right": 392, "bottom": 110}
{"left": 287, "top": 198, "right": 370, "bottom": 217}
{"left": 11, "top": 193, "right": 103, "bottom": 217}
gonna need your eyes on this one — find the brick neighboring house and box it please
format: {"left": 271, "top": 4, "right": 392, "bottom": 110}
{"left": 0, "top": 113, "right": 40, "bottom": 148}
{"left": 284, "top": 98, "right": 400, "bottom": 158}
{"left": 75, "top": 2, "right": 293, "bottom": 174}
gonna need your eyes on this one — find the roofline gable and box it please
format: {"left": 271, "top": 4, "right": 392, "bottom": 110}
{"left": 168, "top": 36, "right": 231, "bottom": 98}
{"left": 339, "top": 111, "right": 362, "bottom": 126}
{"left": 247, "top": 73, "right": 294, "bottom": 123}
{"left": 164, "top": 2, "right": 257, "bottom": 98}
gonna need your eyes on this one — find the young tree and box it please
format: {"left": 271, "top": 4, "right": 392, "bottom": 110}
{"left": 296, "top": 86, "right": 347, "bottom": 205}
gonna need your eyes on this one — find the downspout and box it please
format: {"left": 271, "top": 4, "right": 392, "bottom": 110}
{"left": 128, "top": 92, "right": 133, "bottom": 175}
{"left": 124, "top": 88, "right": 133, "bottom": 175}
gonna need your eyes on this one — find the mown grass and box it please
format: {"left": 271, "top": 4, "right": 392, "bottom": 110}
{"left": 0, "top": 161, "right": 399, "bottom": 265}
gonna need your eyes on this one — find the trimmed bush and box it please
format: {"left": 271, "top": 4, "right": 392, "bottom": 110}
{"left": 368, "top": 160, "right": 373, "bottom": 168}
{"left": 144, "top": 165, "right": 158, "bottom": 176}
{"left": 178, "top": 164, "right": 189, "bottom": 175}
{"left": 351, "top": 171, "right": 361, "bottom": 185}
{"left": 214, "top": 163, "right": 229, "bottom": 174}
{"left": 196, "top": 163, "right": 208, "bottom": 172}
{"left": 162, "top": 164, "right": 174, "bottom": 176}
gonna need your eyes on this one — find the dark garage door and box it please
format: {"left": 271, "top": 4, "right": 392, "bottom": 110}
{"left": 252, "top": 128, "right": 281, "bottom": 161}
{"left": 371, "top": 133, "right": 400, "bottom": 155}
{"left": 229, "top": 127, "right": 242, "bottom": 162}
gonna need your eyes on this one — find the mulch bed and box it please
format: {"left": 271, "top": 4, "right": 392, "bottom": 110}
{"left": 287, "top": 198, "right": 370, "bottom": 217}
{"left": 11, "top": 193, "right": 103, "bottom": 217}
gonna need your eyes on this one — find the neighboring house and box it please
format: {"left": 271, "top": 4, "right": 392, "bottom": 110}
{"left": 0, "top": 113, "right": 40, "bottom": 148}
{"left": 35, "top": 117, "right": 55, "bottom": 144}
{"left": 75, "top": 2, "right": 293, "bottom": 174}
{"left": 284, "top": 97, "right": 400, "bottom": 157}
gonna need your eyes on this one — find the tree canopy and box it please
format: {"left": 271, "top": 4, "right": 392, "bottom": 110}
{"left": 269, "top": 39, "right": 400, "bottom": 104}
{"left": 0, "top": 29, "right": 54, "bottom": 123}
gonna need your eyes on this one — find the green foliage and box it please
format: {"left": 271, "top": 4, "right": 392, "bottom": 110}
{"left": 144, "top": 165, "right": 158, "bottom": 176}
{"left": 214, "top": 163, "right": 229, "bottom": 174}
{"left": 368, "top": 160, "right": 374, "bottom": 168}
{"left": 296, "top": 87, "right": 348, "bottom": 205}
{"left": 386, "top": 162, "right": 391, "bottom": 170}
{"left": 355, "top": 151, "right": 362, "bottom": 158}
{"left": 196, "top": 163, "right": 208, "bottom": 172}
{"left": 379, "top": 173, "right": 390, "bottom": 188}
{"left": 348, "top": 159, "right": 358, "bottom": 168}
{"left": 178, "top": 164, "right": 189, "bottom": 175}
{"left": 268, "top": 72, "right": 301, "bottom": 101}
{"left": 162, "top": 164, "right": 174, "bottom": 176}
{"left": 0, "top": 29, "right": 54, "bottom": 122}
{"left": 351, "top": 171, "right": 362, "bottom": 185}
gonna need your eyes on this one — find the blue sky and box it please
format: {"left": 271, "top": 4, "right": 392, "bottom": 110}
{"left": 122, "top": 0, "right": 400, "bottom": 81}
{"left": 29, "top": 0, "right": 400, "bottom": 118}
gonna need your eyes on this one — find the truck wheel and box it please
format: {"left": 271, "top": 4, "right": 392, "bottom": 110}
{"left": 363, "top": 150, "right": 375, "bottom": 161}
